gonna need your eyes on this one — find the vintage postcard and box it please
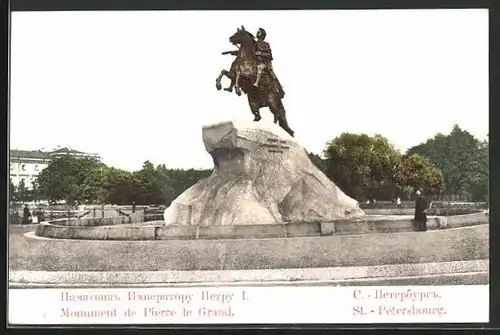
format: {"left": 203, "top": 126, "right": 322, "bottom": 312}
{"left": 8, "top": 8, "right": 489, "bottom": 325}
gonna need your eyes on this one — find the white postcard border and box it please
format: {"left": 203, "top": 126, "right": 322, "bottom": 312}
{"left": 8, "top": 285, "right": 489, "bottom": 325}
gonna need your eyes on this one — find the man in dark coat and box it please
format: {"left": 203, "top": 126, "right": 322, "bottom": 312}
{"left": 22, "top": 204, "right": 31, "bottom": 225}
{"left": 414, "top": 190, "right": 428, "bottom": 231}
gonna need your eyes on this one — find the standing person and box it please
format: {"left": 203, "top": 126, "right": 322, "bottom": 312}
{"left": 396, "top": 196, "right": 402, "bottom": 209}
{"left": 22, "top": 204, "right": 31, "bottom": 225}
{"left": 31, "top": 206, "right": 39, "bottom": 224}
{"left": 132, "top": 201, "right": 136, "bottom": 214}
{"left": 414, "top": 190, "right": 428, "bottom": 231}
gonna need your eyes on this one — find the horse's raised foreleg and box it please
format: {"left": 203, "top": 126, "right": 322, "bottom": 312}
{"left": 215, "top": 70, "right": 232, "bottom": 91}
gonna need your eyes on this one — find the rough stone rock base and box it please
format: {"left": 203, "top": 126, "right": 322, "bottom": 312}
{"left": 164, "top": 120, "right": 364, "bottom": 226}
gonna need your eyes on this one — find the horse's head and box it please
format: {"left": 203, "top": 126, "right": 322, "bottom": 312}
{"left": 229, "top": 25, "right": 255, "bottom": 46}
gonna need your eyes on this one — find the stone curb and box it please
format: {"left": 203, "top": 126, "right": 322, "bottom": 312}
{"left": 33, "top": 212, "right": 489, "bottom": 241}
{"left": 9, "top": 259, "right": 488, "bottom": 286}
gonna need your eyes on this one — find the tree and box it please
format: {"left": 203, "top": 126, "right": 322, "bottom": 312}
{"left": 127, "top": 162, "right": 214, "bottom": 206}
{"left": 36, "top": 155, "right": 105, "bottom": 204}
{"left": 323, "top": 133, "right": 401, "bottom": 200}
{"left": 33, "top": 157, "right": 215, "bottom": 206}
{"left": 16, "top": 179, "right": 32, "bottom": 203}
{"left": 100, "top": 167, "right": 134, "bottom": 205}
{"left": 30, "top": 180, "right": 43, "bottom": 203}
{"left": 407, "top": 124, "right": 488, "bottom": 199}
{"left": 468, "top": 140, "right": 489, "bottom": 201}
{"left": 131, "top": 161, "right": 165, "bottom": 205}
{"left": 160, "top": 167, "right": 213, "bottom": 206}
{"left": 308, "top": 152, "right": 327, "bottom": 173}
{"left": 9, "top": 179, "right": 16, "bottom": 201}
{"left": 398, "top": 154, "right": 444, "bottom": 195}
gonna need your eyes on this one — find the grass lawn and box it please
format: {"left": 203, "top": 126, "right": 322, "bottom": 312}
{"left": 8, "top": 223, "right": 489, "bottom": 272}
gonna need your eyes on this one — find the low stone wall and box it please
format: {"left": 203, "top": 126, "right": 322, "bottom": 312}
{"left": 36, "top": 224, "right": 156, "bottom": 240}
{"left": 359, "top": 201, "right": 488, "bottom": 210}
{"left": 58, "top": 217, "right": 129, "bottom": 226}
{"left": 34, "top": 212, "right": 488, "bottom": 241}
{"left": 9, "top": 214, "right": 22, "bottom": 225}
{"left": 438, "top": 212, "right": 489, "bottom": 229}
{"left": 363, "top": 208, "right": 483, "bottom": 216}
{"left": 331, "top": 217, "right": 429, "bottom": 235}
{"left": 38, "top": 213, "right": 145, "bottom": 227}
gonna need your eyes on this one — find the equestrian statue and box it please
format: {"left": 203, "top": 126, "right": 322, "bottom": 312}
{"left": 215, "top": 26, "right": 294, "bottom": 137}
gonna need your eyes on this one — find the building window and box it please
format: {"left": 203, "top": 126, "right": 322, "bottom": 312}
{"left": 21, "top": 164, "right": 26, "bottom": 171}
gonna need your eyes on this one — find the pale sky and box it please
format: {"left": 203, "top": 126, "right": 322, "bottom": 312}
{"left": 10, "top": 9, "right": 489, "bottom": 171}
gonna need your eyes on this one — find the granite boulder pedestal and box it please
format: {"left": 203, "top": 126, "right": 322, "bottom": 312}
{"left": 164, "top": 120, "right": 365, "bottom": 226}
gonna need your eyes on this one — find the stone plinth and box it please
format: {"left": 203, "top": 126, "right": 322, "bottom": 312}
{"left": 164, "top": 119, "right": 365, "bottom": 226}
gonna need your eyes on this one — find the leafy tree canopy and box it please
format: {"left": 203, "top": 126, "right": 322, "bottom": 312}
{"left": 407, "top": 124, "right": 488, "bottom": 198}
{"left": 35, "top": 156, "right": 212, "bottom": 205}
{"left": 323, "top": 133, "right": 403, "bottom": 200}
{"left": 36, "top": 156, "right": 108, "bottom": 204}
{"left": 321, "top": 133, "right": 444, "bottom": 200}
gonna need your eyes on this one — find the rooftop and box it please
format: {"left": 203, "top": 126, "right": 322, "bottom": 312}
{"left": 49, "top": 147, "right": 98, "bottom": 156}
{"left": 10, "top": 150, "right": 50, "bottom": 160}
{"left": 10, "top": 147, "right": 100, "bottom": 160}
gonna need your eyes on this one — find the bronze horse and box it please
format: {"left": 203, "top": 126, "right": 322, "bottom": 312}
{"left": 215, "top": 26, "right": 295, "bottom": 137}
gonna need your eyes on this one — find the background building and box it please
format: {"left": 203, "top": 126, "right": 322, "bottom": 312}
{"left": 10, "top": 147, "right": 100, "bottom": 189}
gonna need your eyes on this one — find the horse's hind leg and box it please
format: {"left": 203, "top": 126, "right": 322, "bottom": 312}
{"left": 248, "top": 98, "right": 262, "bottom": 122}
{"left": 224, "top": 77, "right": 235, "bottom": 92}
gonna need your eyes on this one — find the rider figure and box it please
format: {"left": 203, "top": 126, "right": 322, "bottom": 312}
{"left": 253, "top": 28, "right": 285, "bottom": 98}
